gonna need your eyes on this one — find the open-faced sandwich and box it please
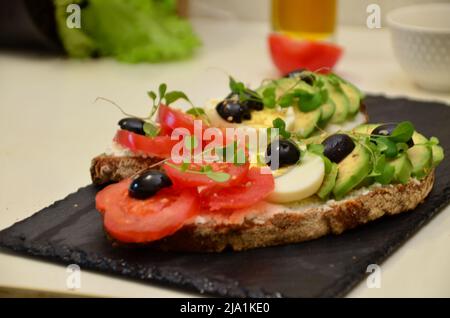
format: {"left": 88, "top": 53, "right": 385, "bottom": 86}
{"left": 92, "top": 70, "right": 444, "bottom": 252}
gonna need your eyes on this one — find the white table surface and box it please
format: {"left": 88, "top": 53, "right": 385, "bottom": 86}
{"left": 0, "top": 18, "right": 449, "bottom": 298}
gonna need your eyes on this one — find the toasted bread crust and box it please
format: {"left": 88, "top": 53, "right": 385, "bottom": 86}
{"left": 92, "top": 154, "right": 435, "bottom": 252}
{"left": 91, "top": 155, "right": 161, "bottom": 185}
{"left": 152, "top": 172, "right": 434, "bottom": 252}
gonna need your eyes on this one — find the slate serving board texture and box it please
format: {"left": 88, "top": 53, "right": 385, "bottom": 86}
{"left": 0, "top": 95, "right": 449, "bottom": 298}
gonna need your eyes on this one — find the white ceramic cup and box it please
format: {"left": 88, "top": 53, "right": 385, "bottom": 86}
{"left": 387, "top": 3, "right": 450, "bottom": 92}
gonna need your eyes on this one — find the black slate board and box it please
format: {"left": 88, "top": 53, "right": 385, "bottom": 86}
{"left": 1, "top": 95, "right": 449, "bottom": 297}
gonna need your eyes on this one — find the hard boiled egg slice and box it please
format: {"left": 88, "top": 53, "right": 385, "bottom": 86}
{"left": 244, "top": 106, "right": 295, "bottom": 131}
{"left": 267, "top": 152, "right": 325, "bottom": 203}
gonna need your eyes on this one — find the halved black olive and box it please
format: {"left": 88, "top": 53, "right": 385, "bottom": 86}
{"left": 118, "top": 118, "right": 145, "bottom": 135}
{"left": 216, "top": 99, "right": 252, "bottom": 123}
{"left": 129, "top": 170, "right": 172, "bottom": 200}
{"left": 322, "top": 134, "right": 355, "bottom": 163}
{"left": 226, "top": 91, "right": 264, "bottom": 111}
{"left": 371, "top": 123, "right": 414, "bottom": 147}
{"left": 266, "top": 139, "right": 301, "bottom": 170}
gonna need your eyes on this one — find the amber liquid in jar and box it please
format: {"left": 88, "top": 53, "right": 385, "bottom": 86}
{"left": 272, "top": 0, "right": 337, "bottom": 40}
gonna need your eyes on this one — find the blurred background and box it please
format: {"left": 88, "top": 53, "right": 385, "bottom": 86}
{"left": 1, "top": 0, "right": 449, "bottom": 82}
{"left": 189, "top": 0, "right": 449, "bottom": 24}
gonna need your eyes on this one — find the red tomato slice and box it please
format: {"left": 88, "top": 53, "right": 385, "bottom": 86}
{"left": 268, "top": 33, "right": 343, "bottom": 75}
{"left": 96, "top": 179, "right": 199, "bottom": 243}
{"left": 115, "top": 129, "right": 179, "bottom": 158}
{"left": 158, "top": 104, "right": 204, "bottom": 136}
{"left": 200, "top": 167, "right": 275, "bottom": 211}
{"left": 163, "top": 161, "right": 250, "bottom": 188}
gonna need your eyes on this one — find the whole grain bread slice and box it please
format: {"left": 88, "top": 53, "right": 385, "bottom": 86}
{"left": 151, "top": 171, "right": 434, "bottom": 252}
{"left": 91, "top": 155, "right": 435, "bottom": 252}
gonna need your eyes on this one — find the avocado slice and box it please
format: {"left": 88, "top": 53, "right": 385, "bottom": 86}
{"left": 407, "top": 144, "right": 432, "bottom": 179}
{"left": 300, "top": 133, "right": 327, "bottom": 146}
{"left": 293, "top": 107, "right": 322, "bottom": 138}
{"left": 317, "top": 163, "right": 338, "bottom": 199}
{"left": 333, "top": 144, "right": 372, "bottom": 200}
{"left": 274, "top": 78, "right": 336, "bottom": 124}
{"left": 319, "top": 99, "right": 336, "bottom": 124}
{"left": 326, "top": 82, "right": 349, "bottom": 124}
{"left": 412, "top": 131, "right": 428, "bottom": 144}
{"left": 257, "top": 78, "right": 314, "bottom": 98}
{"left": 387, "top": 153, "right": 413, "bottom": 184}
{"left": 411, "top": 132, "right": 443, "bottom": 168}
{"left": 352, "top": 123, "right": 380, "bottom": 135}
{"left": 431, "top": 145, "right": 444, "bottom": 168}
{"left": 273, "top": 78, "right": 304, "bottom": 96}
{"left": 340, "top": 82, "right": 361, "bottom": 116}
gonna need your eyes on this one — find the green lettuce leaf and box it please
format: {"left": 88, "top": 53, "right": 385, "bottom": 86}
{"left": 54, "top": 0, "right": 201, "bottom": 62}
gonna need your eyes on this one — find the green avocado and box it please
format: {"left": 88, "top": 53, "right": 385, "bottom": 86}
{"left": 407, "top": 144, "right": 432, "bottom": 179}
{"left": 412, "top": 131, "right": 443, "bottom": 168}
{"left": 293, "top": 107, "right": 322, "bottom": 138}
{"left": 387, "top": 153, "right": 413, "bottom": 184}
{"left": 412, "top": 132, "right": 428, "bottom": 144}
{"left": 340, "top": 82, "right": 361, "bottom": 116}
{"left": 273, "top": 77, "right": 335, "bottom": 125}
{"left": 333, "top": 144, "right": 372, "bottom": 200}
{"left": 431, "top": 145, "right": 444, "bottom": 168}
{"left": 325, "top": 81, "right": 349, "bottom": 124}
{"left": 257, "top": 78, "right": 314, "bottom": 98}
{"left": 319, "top": 99, "right": 336, "bottom": 124}
{"left": 273, "top": 78, "right": 302, "bottom": 96}
{"left": 317, "top": 163, "right": 338, "bottom": 199}
{"left": 352, "top": 123, "right": 379, "bottom": 135}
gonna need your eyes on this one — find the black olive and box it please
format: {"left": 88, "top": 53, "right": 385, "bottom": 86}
{"left": 246, "top": 98, "right": 264, "bottom": 111}
{"left": 266, "top": 139, "right": 301, "bottom": 170}
{"left": 128, "top": 170, "right": 172, "bottom": 200}
{"left": 118, "top": 118, "right": 145, "bottom": 135}
{"left": 216, "top": 99, "right": 252, "bottom": 123}
{"left": 322, "top": 134, "right": 355, "bottom": 163}
{"left": 284, "top": 69, "right": 314, "bottom": 85}
{"left": 226, "top": 91, "right": 264, "bottom": 111}
{"left": 371, "top": 123, "right": 414, "bottom": 147}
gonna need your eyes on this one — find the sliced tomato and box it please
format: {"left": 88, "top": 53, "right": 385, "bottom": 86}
{"left": 158, "top": 104, "right": 204, "bottom": 136}
{"left": 268, "top": 33, "right": 343, "bottom": 75}
{"left": 96, "top": 179, "right": 199, "bottom": 243}
{"left": 115, "top": 129, "right": 179, "bottom": 158}
{"left": 163, "top": 160, "right": 250, "bottom": 188}
{"left": 200, "top": 167, "right": 275, "bottom": 211}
